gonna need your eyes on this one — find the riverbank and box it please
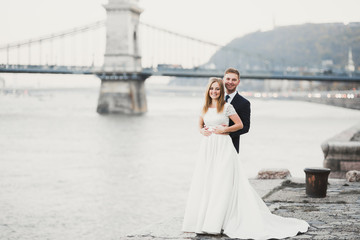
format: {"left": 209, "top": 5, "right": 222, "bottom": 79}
{"left": 125, "top": 178, "right": 360, "bottom": 240}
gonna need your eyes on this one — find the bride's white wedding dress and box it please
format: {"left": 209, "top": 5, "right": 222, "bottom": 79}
{"left": 182, "top": 103, "right": 309, "bottom": 239}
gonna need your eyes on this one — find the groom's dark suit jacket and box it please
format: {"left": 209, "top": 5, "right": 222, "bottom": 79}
{"left": 229, "top": 93, "right": 251, "bottom": 153}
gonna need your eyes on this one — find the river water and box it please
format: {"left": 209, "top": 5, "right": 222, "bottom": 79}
{"left": 0, "top": 74, "right": 359, "bottom": 239}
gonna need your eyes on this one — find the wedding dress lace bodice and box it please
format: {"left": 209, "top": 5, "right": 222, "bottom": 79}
{"left": 203, "top": 103, "right": 236, "bottom": 130}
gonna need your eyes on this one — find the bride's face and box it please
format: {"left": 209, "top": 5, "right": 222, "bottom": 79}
{"left": 209, "top": 82, "right": 221, "bottom": 100}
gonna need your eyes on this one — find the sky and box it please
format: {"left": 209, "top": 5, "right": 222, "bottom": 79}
{"left": 1, "top": 0, "right": 360, "bottom": 47}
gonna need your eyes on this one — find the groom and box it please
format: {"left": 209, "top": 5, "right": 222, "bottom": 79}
{"left": 223, "top": 67, "right": 251, "bottom": 153}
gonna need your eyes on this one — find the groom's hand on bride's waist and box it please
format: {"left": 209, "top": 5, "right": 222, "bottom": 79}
{"left": 213, "top": 125, "right": 230, "bottom": 135}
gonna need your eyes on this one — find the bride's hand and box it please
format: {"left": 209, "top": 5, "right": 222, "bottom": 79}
{"left": 200, "top": 127, "right": 212, "bottom": 136}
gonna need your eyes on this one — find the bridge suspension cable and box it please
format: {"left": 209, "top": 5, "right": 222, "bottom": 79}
{"left": 0, "top": 19, "right": 271, "bottom": 71}
{"left": 139, "top": 22, "right": 222, "bottom": 69}
{"left": 138, "top": 22, "right": 272, "bottom": 70}
{"left": 0, "top": 20, "right": 106, "bottom": 68}
{"left": 0, "top": 21, "right": 105, "bottom": 51}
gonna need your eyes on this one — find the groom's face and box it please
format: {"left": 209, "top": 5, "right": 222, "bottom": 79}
{"left": 224, "top": 73, "right": 240, "bottom": 93}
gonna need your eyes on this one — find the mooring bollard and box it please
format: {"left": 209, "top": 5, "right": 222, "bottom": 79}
{"left": 304, "top": 168, "right": 331, "bottom": 198}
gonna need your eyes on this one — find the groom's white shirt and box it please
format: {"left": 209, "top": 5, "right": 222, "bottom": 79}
{"left": 225, "top": 91, "right": 237, "bottom": 103}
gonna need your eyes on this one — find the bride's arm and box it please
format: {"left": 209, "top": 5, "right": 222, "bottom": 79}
{"left": 214, "top": 114, "right": 243, "bottom": 134}
{"left": 199, "top": 116, "right": 212, "bottom": 136}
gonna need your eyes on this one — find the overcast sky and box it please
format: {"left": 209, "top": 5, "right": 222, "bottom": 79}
{"left": 1, "top": 0, "right": 360, "bottom": 46}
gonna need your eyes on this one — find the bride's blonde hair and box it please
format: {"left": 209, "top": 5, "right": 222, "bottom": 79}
{"left": 202, "top": 77, "right": 225, "bottom": 115}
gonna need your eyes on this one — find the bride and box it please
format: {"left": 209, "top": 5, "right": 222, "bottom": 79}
{"left": 182, "top": 77, "right": 309, "bottom": 239}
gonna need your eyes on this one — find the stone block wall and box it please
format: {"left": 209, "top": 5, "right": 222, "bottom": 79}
{"left": 321, "top": 123, "right": 360, "bottom": 178}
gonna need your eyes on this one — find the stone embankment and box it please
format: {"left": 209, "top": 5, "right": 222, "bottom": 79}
{"left": 295, "top": 91, "right": 360, "bottom": 110}
{"left": 322, "top": 123, "right": 360, "bottom": 178}
{"left": 124, "top": 178, "right": 360, "bottom": 240}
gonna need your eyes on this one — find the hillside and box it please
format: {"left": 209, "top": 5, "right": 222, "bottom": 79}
{"left": 208, "top": 23, "right": 360, "bottom": 71}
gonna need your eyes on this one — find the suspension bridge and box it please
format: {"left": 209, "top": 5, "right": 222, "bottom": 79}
{"left": 1, "top": 19, "right": 359, "bottom": 83}
{"left": 0, "top": 0, "right": 359, "bottom": 113}
{"left": 0, "top": 19, "right": 225, "bottom": 75}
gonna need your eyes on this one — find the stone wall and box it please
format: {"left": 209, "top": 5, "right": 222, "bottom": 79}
{"left": 321, "top": 123, "right": 360, "bottom": 178}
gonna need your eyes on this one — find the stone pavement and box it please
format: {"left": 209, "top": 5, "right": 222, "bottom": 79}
{"left": 124, "top": 178, "right": 360, "bottom": 240}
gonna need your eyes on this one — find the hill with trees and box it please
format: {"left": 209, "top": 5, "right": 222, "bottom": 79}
{"left": 208, "top": 22, "right": 360, "bottom": 72}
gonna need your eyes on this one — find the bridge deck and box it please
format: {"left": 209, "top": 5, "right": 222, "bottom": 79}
{"left": 1, "top": 65, "right": 360, "bottom": 82}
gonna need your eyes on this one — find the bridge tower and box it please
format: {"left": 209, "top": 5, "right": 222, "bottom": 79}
{"left": 97, "top": 0, "right": 148, "bottom": 114}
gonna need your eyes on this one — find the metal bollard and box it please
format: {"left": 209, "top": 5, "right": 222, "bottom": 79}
{"left": 304, "top": 168, "right": 331, "bottom": 198}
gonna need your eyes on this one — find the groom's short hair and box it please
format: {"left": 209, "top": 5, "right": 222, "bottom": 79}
{"left": 224, "top": 67, "right": 240, "bottom": 79}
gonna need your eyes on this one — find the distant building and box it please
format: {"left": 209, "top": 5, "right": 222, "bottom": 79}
{"left": 346, "top": 47, "right": 355, "bottom": 75}
{"left": 348, "top": 22, "right": 360, "bottom": 27}
{"left": 322, "top": 59, "right": 333, "bottom": 74}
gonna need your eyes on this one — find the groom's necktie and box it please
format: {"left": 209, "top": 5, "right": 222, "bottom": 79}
{"left": 225, "top": 95, "right": 230, "bottom": 102}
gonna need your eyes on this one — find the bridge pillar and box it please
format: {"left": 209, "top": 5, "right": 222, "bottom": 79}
{"left": 97, "top": 0, "right": 147, "bottom": 114}
{"left": 96, "top": 73, "right": 148, "bottom": 114}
